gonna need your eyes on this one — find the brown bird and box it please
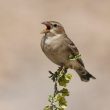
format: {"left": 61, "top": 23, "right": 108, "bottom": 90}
{"left": 41, "top": 21, "right": 96, "bottom": 82}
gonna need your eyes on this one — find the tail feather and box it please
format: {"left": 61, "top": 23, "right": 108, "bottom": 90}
{"left": 75, "top": 68, "right": 96, "bottom": 82}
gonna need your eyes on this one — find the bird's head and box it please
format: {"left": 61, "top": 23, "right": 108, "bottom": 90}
{"left": 41, "top": 21, "right": 65, "bottom": 35}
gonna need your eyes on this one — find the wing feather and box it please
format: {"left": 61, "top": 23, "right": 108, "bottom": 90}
{"left": 64, "top": 35, "right": 85, "bottom": 67}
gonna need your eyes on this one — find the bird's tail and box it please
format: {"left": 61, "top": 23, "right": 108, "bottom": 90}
{"left": 75, "top": 67, "right": 96, "bottom": 82}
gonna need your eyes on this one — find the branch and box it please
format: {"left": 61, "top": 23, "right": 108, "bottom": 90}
{"left": 44, "top": 66, "right": 72, "bottom": 110}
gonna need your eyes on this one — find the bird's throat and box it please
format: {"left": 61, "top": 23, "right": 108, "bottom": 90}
{"left": 45, "top": 34, "right": 62, "bottom": 45}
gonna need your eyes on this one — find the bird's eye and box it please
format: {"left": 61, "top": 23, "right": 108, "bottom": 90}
{"left": 53, "top": 24, "right": 57, "bottom": 27}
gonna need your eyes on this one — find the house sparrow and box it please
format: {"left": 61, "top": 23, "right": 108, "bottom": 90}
{"left": 41, "top": 21, "right": 96, "bottom": 82}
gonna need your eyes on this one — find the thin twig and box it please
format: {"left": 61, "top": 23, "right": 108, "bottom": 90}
{"left": 49, "top": 66, "right": 68, "bottom": 110}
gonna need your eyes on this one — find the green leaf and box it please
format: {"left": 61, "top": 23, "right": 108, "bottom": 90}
{"left": 68, "top": 54, "right": 74, "bottom": 59}
{"left": 48, "top": 95, "right": 53, "bottom": 102}
{"left": 44, "top": 106, "right": 51, "bottom": 110}
{"left": 58, "top": 108, "right": 64, "bottom": 110}
{"left": 58, "top": 73, "right": 72, "bottom": 87}
{"left": 57, "top": 94, "right": 67, "bottom": 108}
{"left": 58, "top": 75, "right": 69, "bottom": 87}
{"left": 60, "top": 88, "right": 69, "bottom": 96}
{"left": 69, "top": 54, "right": 81, "bottom": 61}
{"left": 60, "top": 105, "right": 67, "bottom": 109}
{"left": 65, "top": 74, "right": 72, "bottom": 81}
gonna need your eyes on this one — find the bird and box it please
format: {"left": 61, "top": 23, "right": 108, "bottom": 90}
{"left": 41, "top": 21, "right": 96, "bottom": 82}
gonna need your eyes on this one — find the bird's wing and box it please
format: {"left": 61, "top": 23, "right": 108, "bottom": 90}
{"left": 64, "top": 35, "right": 85, "bottom": 67}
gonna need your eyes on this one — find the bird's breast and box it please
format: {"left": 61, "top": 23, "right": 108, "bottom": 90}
{"left": 41, "top": 35, "right": 70, "bottom": 66}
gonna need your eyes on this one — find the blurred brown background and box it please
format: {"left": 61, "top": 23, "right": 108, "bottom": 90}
{"left": 0, "top": 0, "right": 110, "bottom": 110}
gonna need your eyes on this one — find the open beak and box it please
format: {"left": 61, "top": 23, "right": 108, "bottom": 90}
{"left": 41, "top": 21, "right": 51, "bottom": 34}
